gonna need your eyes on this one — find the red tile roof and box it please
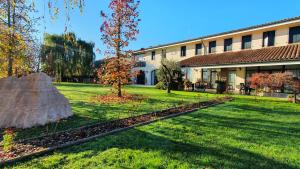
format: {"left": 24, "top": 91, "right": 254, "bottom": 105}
{"left": 180, "top": 44, "right": 300, "bottom": 67}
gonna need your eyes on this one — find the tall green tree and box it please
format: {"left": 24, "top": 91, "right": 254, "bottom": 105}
{"left": 40, "top": 33, "right": 95, "bottom": 82}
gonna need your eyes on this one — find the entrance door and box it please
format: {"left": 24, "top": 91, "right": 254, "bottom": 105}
{"left": 228, "top": 71, "right": 236, "bottom": 90}
{"left": 136, "top": 70, "right": 145, "bottom": 85}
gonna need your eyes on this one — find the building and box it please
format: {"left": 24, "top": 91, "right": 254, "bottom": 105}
{"left": 133, "top": 16, "right": 300, "bottom": 93}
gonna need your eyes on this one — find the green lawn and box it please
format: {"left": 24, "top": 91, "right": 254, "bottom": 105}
{"left": 11, "top": 83, "right": 218, "bottom": 140}
{"left": 10, "top": 92, "right": 300, "bottom": 168}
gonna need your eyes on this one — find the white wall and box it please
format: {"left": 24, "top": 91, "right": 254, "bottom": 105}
{"left": 135, "top": 21, "right": 300, "bottom": 85}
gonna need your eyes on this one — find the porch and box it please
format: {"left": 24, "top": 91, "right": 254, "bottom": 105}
{"left": 187, "top": 64, "right": 300, "bottom": 96}
{"left": 180, "top": 44, "right": 300, "bottom": 96}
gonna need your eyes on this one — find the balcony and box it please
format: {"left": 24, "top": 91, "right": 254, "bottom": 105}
{"left": 134, "top": 61, "right": 146, "bottom": 67}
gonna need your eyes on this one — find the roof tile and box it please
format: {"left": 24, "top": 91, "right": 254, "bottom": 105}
{"left": 180, "top": 44, "right": 300, "bottom": 67}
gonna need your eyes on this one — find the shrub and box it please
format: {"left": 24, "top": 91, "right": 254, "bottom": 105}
{"left": 2, "top": 128, "right": 15, "bottom": 153}
{"left": 155, "top": 81, "right": 166, "bottom": 90}
{"left": 184, "top": 79, "right": 193, "bottom": 90}
{"left": 156, "top": 59, "right": 183, "bottom": 93}
{"left": 250, "top": 72, "right": 294, "bottom": 92}
{"left": 250, "top": 73, "right": 269, "bottom": 93}
{"left": 216, "top": 80, "right": 226, "bottom": 94}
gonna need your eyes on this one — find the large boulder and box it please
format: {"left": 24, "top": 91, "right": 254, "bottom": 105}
{"left": 0, "top": 73, "right": 73, "bottom": 129}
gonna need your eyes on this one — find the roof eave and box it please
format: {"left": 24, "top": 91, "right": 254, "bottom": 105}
{"left": 135, "top": 16, "right": 300, "bottom": 53}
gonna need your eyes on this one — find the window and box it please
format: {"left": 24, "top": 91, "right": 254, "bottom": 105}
{"left": 195, "top": 43, "right": 202, "bottom": 55}
{"left": 151, "top": 51, "right": 155, "bottom": 60}
{"left": 209, "top": 41, "right": 216, "bottom": 53}
{"left": 224, "top": 38, "right": 233, "bottom": 52}
{"left": 263, "top": 30, "right": 275, "bottom": 47}
{"left": 228, "top": 71, "right": 236, "bottom": 90}
{"left": 184, "top": 68, "right": 193, "bottom": 81}
{"left": 161, "top": 49, "right": 166, "bottom": 59}
{"left": 202, "top": 69, "right": 210, "bottom": 82}
{"left": 180, "top": 46, "right": 186, "bottom": 57}
{"left": 289, "top": 26, "right": 300, "bottom": 43}
{"left": 242, "top": 35, "right": 252, "bottom": 49}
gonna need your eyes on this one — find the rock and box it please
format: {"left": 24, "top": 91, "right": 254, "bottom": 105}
{"left": 0, "top": 73, "right": 73, "bottom": 129}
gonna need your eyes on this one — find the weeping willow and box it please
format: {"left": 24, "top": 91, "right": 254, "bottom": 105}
{"left": 40, "top": 33, "right": 95, "bottom": 82}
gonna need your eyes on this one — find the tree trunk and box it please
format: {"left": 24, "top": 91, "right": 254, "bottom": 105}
{"left": 7, "top": 0, "right": 13, "bottom": 77}
{"left": 294, "top": 93, "right": 297, "bottom": 103}
{"left": 167, "top": 83, "right": 171, "bottom": 93}
{"left": 117, "top": 80, "right": 122, "bottom": 97}
{"left": 167, "top": 76, "right": 172, "bottom": 94}
{"left": 162, "top": 63, "right": 172, "bottom": 94}
{"left": 116, "top": 20, "right": 122, "bottom": 97}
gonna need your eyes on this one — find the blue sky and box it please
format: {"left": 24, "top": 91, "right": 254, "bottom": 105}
{"left": 35, "top": 0, "right": 300, "bottom": 60}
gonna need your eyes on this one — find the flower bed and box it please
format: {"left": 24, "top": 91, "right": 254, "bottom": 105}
{"left": 0, "top": 97, "right": 232, "bottom": 166}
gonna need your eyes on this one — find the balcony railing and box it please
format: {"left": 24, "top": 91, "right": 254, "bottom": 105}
{"left": 134, "top": 61, "right": 146, "bottom": 67}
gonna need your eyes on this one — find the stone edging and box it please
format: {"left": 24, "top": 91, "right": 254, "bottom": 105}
{"left": 0, "top": 98, "right": 232, "bottom": 167}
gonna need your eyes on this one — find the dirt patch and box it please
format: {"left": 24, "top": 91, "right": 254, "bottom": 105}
{"left": 92, "top": 93, "right": 146, "bottom": 104}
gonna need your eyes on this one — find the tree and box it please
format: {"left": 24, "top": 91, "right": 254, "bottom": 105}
{"left": 250, "top": 73, "right": 269, "bottom": 95}
{"left": 40, "top": 33, "right": 65, "bottom": 81}
{"left": 250, "top": 72, "right": 300, "bottom": 103}
{"left": 157, "top": 59, "right": 183, "bottom": 94}
{"left": 100, "top": 0, "right": 140, "bottom": 97}
{"left": 47, "top": 0, "right": 84, "bottom": 19}
{"left": 267, "top": 72, "right": 293, "bottom": 93}
{"left": 97, "top": 56, "right": 133, "bottom": 91}
{"left": 0, "top": 0, "right": 38, "bottom": 77}
{"left": 40, "top": 33, "right": 95, "bottom": 82}
{"left": 47, "top": 0, "right": 84, "bottom": 32}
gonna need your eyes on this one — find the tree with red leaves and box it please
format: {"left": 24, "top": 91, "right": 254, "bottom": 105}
{"left": 250, "top": 73, "right": 269, "bottom": 95}
{"left": 100, "top": 0, "right": 140, "bottom": 97}
{"left": 267, "top": 72, "right": 293, "bottom": 93}
{"left": 250, "top": 72, "right": 300, "bottom": 103}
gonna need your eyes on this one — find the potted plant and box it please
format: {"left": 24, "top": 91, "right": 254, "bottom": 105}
{"left": 215, "top": 80, "right": 226, "bottom": 94}
{"left": 195, "top": 79, "right": 206, "bottom": 92}
{"left": 184, "top": 79, "right": 193, "bottom": 91}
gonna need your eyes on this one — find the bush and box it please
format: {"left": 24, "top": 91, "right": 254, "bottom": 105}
{"left": 184, "top": 79, "right": 193, "bottom": 90}
{"left": 155, "top": 81, "right": 166, "bottom": 90}
{"left": 156, "top": 59, "right": 183, "bottom": 93}
{"left": 216, "top": 80, "right": 226, "bottom": 94}
{"left": 2, "top": 129, "right": 15, "bottom": 153}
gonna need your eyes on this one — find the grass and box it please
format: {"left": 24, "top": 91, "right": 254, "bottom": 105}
{"left": 9, "top": 91, "right": 300, "bottom": 168}
{"left": 5, "top": 83, "right": 218, "bottom": 140}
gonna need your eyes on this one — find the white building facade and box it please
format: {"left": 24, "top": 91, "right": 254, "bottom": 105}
{"left": 133, "top": 16, "right": 300, "bottom": 92}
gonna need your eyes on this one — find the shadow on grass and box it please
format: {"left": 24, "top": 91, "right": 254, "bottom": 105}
{"left": 231, "top": 103, "right": 300, "bottom": 116}
{"left": 12, "top": 101, "right": 136, "bottom": 140}
{"left": 9, "top": 96, "right": 300, "bottom": 168}
{"left": 15, "top": 128, "right": 297, "bottom": 169}
{"left": 54, "top": 83, "right": 101, "bottom": 88}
